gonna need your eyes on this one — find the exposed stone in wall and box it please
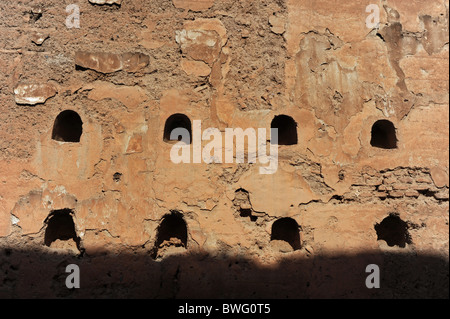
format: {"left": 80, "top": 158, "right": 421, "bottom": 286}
{"left": 75, "top": 51, "right": 149, "bottom": 73}
{"left": 89, "top": 0, "right": 122, "bottom": 5}
{"left": 13, "top": 82, "right": 57, "bottom": 105}
{"left": 0, "top": 0, "right": 448, "bottom": 299}
{"left": 342, "top": 167, "right": 450, "bottom": 202}
{"left": 30, "top": 31, "right": 49, "bottom": 46}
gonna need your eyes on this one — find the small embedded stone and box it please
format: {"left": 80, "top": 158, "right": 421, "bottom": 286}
{"left": 405, "top": 190, "right": 420, "bottom": 198}
{"left": 430, "top": 166, "right": 449, "bottom": 188}
{"left": 269, "top": 15, "right": 286, "bottom": 35}
{"left": 416, "top": 176, "right": 433, "bottom": 184}
{"left": 176, "top": 18, "right": 228, "bottom": 66}
{"left": 376, "top": 191, "right": 388, "bottom": 198}
{"left": 122, "top": 52, "right": 150, "bottom": 73}
{"left": 14, "top": 83, "right": 57, "bottom": 105}
{"left": 413, "top": 183, "right": 432, "bottom": 191}
{"left": 366, "top": 177, "right": 383, "bottom": 186}
{"left": 125, "top": 134, "right": 143, "bottom": 154}
{"left": 176, "top": 29, "right": 222, "bottom": 65}
{"left": 434, "top": 190, "right": 449, "bottom": 201}
{"left": 31, "top": 31, "right": 49, "bottom": 45}
{"left": 388, "top": 190, "right": 404, "bottom": 198}
{"left": 89, "top": 0, "right": 122, "bottom": 5}
{"left": 399, "top": 176, "right": 414, "bottom": 184}
{"left": 239, "top": 202, "right": 252, "bottom": 210}
{"left": 378, "top": 184, "right": 393, "bottom": 192}
{"left": 75, "top": 51, "right": 122, "bottom": 73}
{"left": 180, "top": 59, "right": 211, "bottom": 77}
{"left": 75, "top": 51, "right": 149, "bottom": 74}
{"left": 393, "top": 183, "right": 409, "bottom": 190}
{"left": 241, "top": 29, "right": 250, "bottom": 38}
{"left": 383, "top": 177, "right": 397, "bottom": 185}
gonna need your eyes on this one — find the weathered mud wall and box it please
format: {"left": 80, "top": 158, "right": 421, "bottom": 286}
{"left": 0, "top": 0, "right": 448, "bottom": 298}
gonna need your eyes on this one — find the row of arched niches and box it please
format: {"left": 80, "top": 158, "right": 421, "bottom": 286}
{"left": 51, "top": 110, "right": 398, "bottom": 149}
{"left": 45, "top": 110, "right": 401, "bottom": 258}
{"left": 45, "top": 206, "right": 411, "bottom": 259}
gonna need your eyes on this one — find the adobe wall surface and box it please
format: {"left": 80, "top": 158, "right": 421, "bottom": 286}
{"left": 0, "top": 0, "right": 448, "bottom": 298}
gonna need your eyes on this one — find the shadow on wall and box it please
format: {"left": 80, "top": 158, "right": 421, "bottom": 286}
{"left": 0, "top": 247, "right": 448, "bottom": 299}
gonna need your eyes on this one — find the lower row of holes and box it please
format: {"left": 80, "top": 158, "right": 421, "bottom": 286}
{"left": 43, "top": 210, "right": 412, "bottom": 258}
